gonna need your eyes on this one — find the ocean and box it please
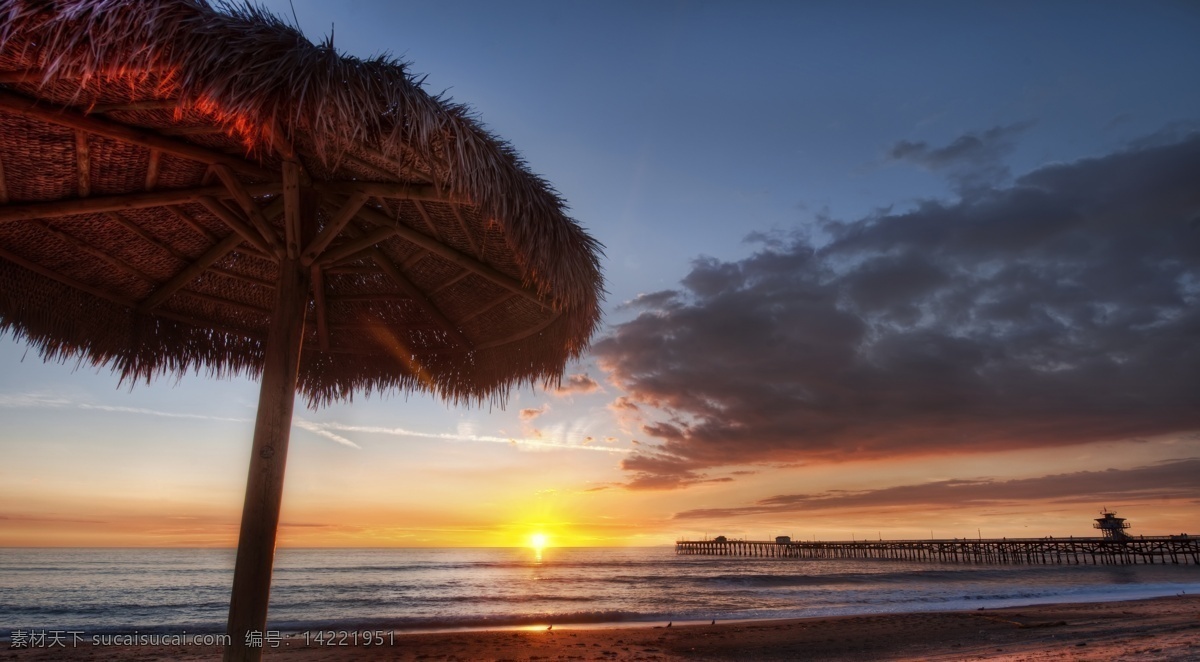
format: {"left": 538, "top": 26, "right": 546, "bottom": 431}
{"left": 3, "top": 547, "right": 1199, "bottom": 637}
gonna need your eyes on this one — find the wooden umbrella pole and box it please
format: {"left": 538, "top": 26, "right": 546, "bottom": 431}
{"left": 224, "top": 250, "right": 311, "bottom": 657}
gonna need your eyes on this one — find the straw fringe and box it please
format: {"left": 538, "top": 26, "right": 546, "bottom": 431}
{"left": 0, "top": 0, "right": 604, "bottom": 406}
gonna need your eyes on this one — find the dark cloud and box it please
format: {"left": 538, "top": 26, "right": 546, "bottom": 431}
{"left": 594, "top": 132, "right": 1200, "bottom": 488}
{"left": 555, "top": 372, "right": 602, "bottom": 396}
{"left": 888, "top": 121, "right": 1034, "bottom": 189}
{"left": 609, "top": 396, "right": 640, "bottom": 412}
{"left": 674, "top": 458, "right": 1200, "bottom": 520}
{"left": 618, "top": 290, "right": 681, "bottom": 311}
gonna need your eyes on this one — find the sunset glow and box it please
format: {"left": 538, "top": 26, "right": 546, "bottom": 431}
{"left": 2, "top": 1, "right": 1199, "bottom": 551}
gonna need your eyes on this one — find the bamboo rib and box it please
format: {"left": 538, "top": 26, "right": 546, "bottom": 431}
{"left": 179, "top": 289, "right": 270, "bottom": 317}
{"left": 163, "top": 206, "right": 219, "bottom": 243}
{"left": 312, "top": 181, "right": 460, "bottom": 203}
{"left": 91, "top": 99, "right": 180, "bottom": 114}
{"left": 159, "top": 125, "right": 228, "bottom": 137}
{"left": 0, "top": 69, "right": 45, "bottom": 84}
{"left": 197, "top": 197, "right": 275, "bottom": 257}
{"left": 0, "top": 183, "right": 282, "bottom": 224}
{"left": 0, "top": 90, "right": 273, "bottom": 179}
{"left": 412, "top": 200, "right": 442, "bottom": 239}
{"left": 301, "top": 191, "right": 369, "bottom": 265}
{"left": 211, "top": 164, "right": 282, "bottom": 256}
{"left": 144, "top": 149, "right": 161, "bottom": 191}
{"left": 474, "top": 311, "right": 562, "bottom": 350}
{"left": 138, "top": 232, "right": 245, "bottom": 312}
{"left": 212, "top": 267, "right": 271, "bottom": 289}
{"left": 450, "top": 204, "right": 479, "bottom": 258}
{"left": 367, "top": 247, "right": 471, "bottom": 348}
{"left": 430, "top": 269, "right": 472, "bottom": 295}
{"left": 354, "top": 205, "right": 547, "bottom": 307}
{"left": 0, "top": 245, "right": 134, "bottom": 307}
{"left": 105, "top": 211, "right": 191, "bottom": 262}
{"left": 458, "top": 292, "right": 516, "bottom": 324}
{"left": 327, "top": 293, "right": 413, "bottom": 302}
{"left": 75, "top": 130, "right": 91, "bottom": 198}
{"left": 0, "top": 152, "right": 8, "bottom": 204}
{"left": 32, "top": 220, "right": 156, "bottom": 283}
{"left": 260, "top": 197, "right": 286, "bottom": 224}
{"left": 313, "top": 224, "right": 396, "bottom": 267}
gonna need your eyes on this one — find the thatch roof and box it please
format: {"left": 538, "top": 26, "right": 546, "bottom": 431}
{"left": 0, "top": 0, "right": 604, "bottom": 406}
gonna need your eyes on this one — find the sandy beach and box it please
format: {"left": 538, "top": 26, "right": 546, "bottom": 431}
{"left": 5, "top": 594, "right": 1197, "bottom": 661}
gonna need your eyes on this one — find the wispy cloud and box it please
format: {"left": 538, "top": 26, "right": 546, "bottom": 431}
{"left": 292, "top": 420, "right": 362, "bottom": 449}
{"left": 0, "top": 392, "right": 363, "bottom": 449}
{"left": 76, "top": 403, "right": 249, "bottom": 423}
{"left": 0, "top": 391, "right": 249, "bottom": 423}
{"left": 296, "top": 420, "right": 631, "bottom": 454}
{"left": 0, "top": 391, "right": 629, "bottom": 454}
{"left": 0, "top": 392, "right": 73, "bottom": 408}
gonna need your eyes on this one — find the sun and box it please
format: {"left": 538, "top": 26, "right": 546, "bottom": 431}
{"left": 530, "top": 533, "right": 549, "bottom": 550}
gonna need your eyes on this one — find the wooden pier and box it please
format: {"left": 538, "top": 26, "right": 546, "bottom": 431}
{"left": 675, "top": 537, "right": 1200, "bottom": 565}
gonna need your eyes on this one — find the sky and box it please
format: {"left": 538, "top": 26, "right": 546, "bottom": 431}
{"left": 2, "top": 1, "right": 1199, "bottom": 547}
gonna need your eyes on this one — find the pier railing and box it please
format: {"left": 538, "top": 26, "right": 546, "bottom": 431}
{"left": 674, "top": 537, "right": 1199, "bottom": 565}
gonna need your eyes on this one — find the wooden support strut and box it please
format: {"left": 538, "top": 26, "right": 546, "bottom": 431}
{"left": 300, "top": 191, "right": 369, "bottom": 265}
{"left": 311, "top": 266, "right": 330, "bottom": 351}
{"left": 211, "top": 164, "right": 283, "bottom": 257}
{"left": 197, "top": 197, "right": 274, "bottom": 257}
{"left": 137, "top": 232, "right": 245, "bottom": 313}
{"left": 353, "top": 205, "right": 549, "bottom": 308}
{"left": 367, "top": 247, "right": 473, "bottom": 349}
{"left": 0, "top": 182, "right": 281, "bottom": 225}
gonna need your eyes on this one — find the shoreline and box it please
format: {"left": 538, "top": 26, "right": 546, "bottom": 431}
{"left": 12, "top": 587, "right": 1194, "bottom": 639}
{"left": 6, "top": 594, "right": 1198, "bottom": 660}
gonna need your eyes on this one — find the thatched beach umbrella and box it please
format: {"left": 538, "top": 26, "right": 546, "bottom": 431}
{"left": 0, "top": 1, "right": 603, "bottom": 659}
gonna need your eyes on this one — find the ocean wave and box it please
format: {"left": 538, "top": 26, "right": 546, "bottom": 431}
{"left": 268, "top": 609, "right": 669, "bottom": 633}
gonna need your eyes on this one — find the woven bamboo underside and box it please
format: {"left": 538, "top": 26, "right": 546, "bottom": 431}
{"left": 0, "top": 56, "right": 600, "bottom": 406}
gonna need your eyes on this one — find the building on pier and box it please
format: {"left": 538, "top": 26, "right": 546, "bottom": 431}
{"left": 1093, "top": 509, "right": 1132, "bottom": 541}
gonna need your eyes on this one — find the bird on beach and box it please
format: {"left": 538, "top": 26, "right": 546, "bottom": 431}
{"left": 711, "top": 620, "right": 716, "bottom": 625}
{"left": 546, "top": 625, "right": 553, "bottom": 631}
{"left": 667, "top": 622, "right": 672, "bottom": 628}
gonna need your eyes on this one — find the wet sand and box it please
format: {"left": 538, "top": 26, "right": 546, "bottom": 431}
{"left": 5, "top": 594, "right": 1198, "bottom": 661}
